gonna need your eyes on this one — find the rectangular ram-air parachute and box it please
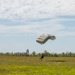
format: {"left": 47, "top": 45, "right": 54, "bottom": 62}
{"left": 36, "top": 34, "right": 56, "bottom": 44}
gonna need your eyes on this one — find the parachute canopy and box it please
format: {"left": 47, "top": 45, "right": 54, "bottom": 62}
{"left": 36, "top": 34, "right": 56, "bottom": 44}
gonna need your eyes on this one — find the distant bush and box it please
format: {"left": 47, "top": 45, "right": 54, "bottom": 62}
{"left": 0, "top": 51, "right": 75, "bottom": 57}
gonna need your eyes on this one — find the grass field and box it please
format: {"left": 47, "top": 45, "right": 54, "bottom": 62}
{"left": 0, "top": 56, "right": 75, "bottom": 75}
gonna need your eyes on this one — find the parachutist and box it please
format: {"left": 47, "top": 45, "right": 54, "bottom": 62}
{"left": 40, "top": 54, "right": 44, "bottom": 60}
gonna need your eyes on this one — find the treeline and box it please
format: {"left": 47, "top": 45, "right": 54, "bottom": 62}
{"left": 0, "top": 49, "right": 75, "bottom": 57}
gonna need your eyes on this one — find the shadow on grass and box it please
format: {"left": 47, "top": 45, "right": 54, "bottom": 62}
{"left": 50, "top": 60, "right": 66, "bottom": 62}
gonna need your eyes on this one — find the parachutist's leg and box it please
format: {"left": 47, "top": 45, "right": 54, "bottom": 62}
{"left": 39, "top": 57, "right": 42, "bottom": 60}
{"left": 39, "top": 57, "right": 44, "bottom": 60}
{"left": 39, "top": 57, "right": 41, "bottom": 60}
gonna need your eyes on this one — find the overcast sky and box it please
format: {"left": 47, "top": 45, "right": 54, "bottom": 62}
{"left": 0, "top": 0, "right": 75, "bottom": 53}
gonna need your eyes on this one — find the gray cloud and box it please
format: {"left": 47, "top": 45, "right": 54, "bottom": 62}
{"left": 0, "top": 0, "right": 75, "bottom": 37}
{"left": 0, "top": 0, "right": 75, "bottom": 20}
{"left": 0, "top": 18, "right": 75, "bottom": 37}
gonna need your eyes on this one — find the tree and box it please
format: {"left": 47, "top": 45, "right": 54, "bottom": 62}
{"left": 44, "top": 50, "right": 50, "bottom": 56}
{"left": 32, "top": 51, "right": 36, "bottom": 56}
{"left": 25, "top": 49, "right": 29, "bottom": 56}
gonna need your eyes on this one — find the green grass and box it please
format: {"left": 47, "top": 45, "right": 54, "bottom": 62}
{"left": 0, "top": 56, "right": 75, "bottom": 75}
